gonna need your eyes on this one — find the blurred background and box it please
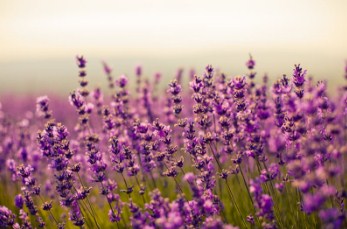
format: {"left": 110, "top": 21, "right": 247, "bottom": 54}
{"left": 0, "top": 0, "right": 346, "bottom": 95}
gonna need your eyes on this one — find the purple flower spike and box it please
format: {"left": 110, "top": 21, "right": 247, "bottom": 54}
{"left": 292, "top": 64, "right": 307, "bottom": 98}
{"left": 69, "top": 201, "right": 84, "bottom": 226}
{"left": 76, "top": 55, "right": 87, "bottom": 68}
{"left": 1, "top": 56, "right": 347, "bottom": 228}
{"left": 15, "top": 194, "right": 24, "bottom": 209}
{"left": 0, "top": 206, "right": 16, "bottom": 227}
{"left": 103, "top": 61, "right": 112, "bottom": 75}
{"left": 246, "top": 54, "right": 256, "bottom": 70}
{"left": 293, "top": 64, "right": 306, "bottom": 87}
{"left": 135, "top": 65, "right": 142, "bottom": 77}
{"left": 232, "top": 76, "right": 246, "bottom": 90}
{"left": 118, "top": 75, "right": 128, "bottom": 88}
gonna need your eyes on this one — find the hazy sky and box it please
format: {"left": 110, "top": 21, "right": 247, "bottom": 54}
{"left": 0, "top": 0, "right": 346, "bottom": 94}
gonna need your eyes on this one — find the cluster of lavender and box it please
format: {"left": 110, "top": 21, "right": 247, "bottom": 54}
{"left": 0, "top": 55, "right": 347, "bottom": 229}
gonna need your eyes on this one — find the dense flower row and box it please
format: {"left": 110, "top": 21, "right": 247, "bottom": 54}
{"left": 0, "top": 56, "right": 346, "bottom": 228}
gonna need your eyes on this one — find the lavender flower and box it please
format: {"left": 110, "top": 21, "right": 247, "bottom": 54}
{"left": 292, "top": 64, "right": 306, "bottom": 98}
{"left": 0, "top": 56, "right": 346, "bottom": 228}
{"left": 0, "top": 206, "right": 15, "bottom": 227}
{"left": 15, "top": 194, "right": 24, "bottom": 209}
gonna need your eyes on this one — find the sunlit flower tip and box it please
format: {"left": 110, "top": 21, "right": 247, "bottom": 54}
{"left": 102, "top": 61, "right": 112, "bottom": 75}
{"left": 176, "top": 156, "right": 184, "bottom": 168}
{"left": 69, "top": 91, "right": 84, "bottom": 109}
{"left": 219, "top": 169, "right": 229, "bottom": 179}
{"left": 183, "top": 172, "right": 195, "bottom": 182}
{"left": 135, "top": 65, "right": 142, "bottom": 77}
{"left": 136, "top": 122, "right": 148, "bottom": 133}
{"left": 168, "top": 80, "right": 182, "bottom": 95}
{"left": 71, "top": 163, "right": 81, "bottom": 173}
{"left": 76, "top": 55, "right": 87, "bottom": 68}
{"left": 36, "top": 96, "right": 49, "bottom": 107}
{"left": 293, "top": 64, "right": 306, "bottom": 87}
{"left": 246, "top": 54, "right": 256, "bottom": 70}
{"left": 232, "top": 76, "right": 246, "bottom": 90}
{"left": 36, "top": 96, "right": 51, "bottom": 118}
{"left": 246, "top": 215, "right": 254, "bottom": 224}
{"left": 86, "top": 101, "right": 95, "bottom": 112}
{"left": 205, "top": 64, "right": 214, "bottom": 73}
{"left": 118, "top": 75, "right": 128, "bottom": 87}
{"left": 42, "top": 201, "right": 53, "bottom": 211}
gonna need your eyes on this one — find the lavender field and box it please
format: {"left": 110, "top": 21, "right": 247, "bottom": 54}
{"left": 0, "top": 55, "right": 346, "bottom": 229}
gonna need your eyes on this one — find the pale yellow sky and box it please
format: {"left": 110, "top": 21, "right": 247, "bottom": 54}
{"left": 0, "top": 0, "right": 346, "bottom": 93}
